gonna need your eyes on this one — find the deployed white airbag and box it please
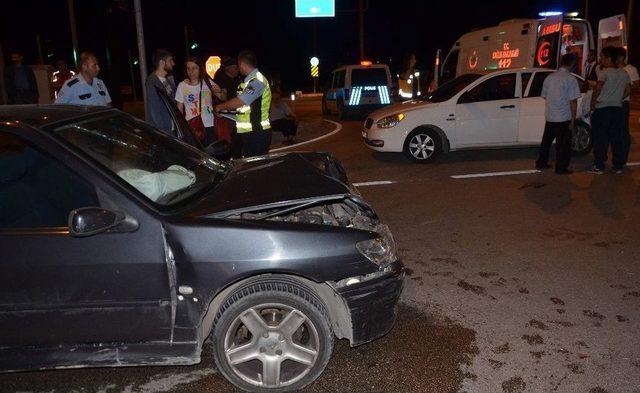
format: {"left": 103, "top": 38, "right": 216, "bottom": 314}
{"left": 118, "top": 165, "right": 196, "bottom": 202}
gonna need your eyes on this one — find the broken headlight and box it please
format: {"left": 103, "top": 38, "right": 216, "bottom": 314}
{"left": 356, "top": 224, "right": 397, "bottom": 267}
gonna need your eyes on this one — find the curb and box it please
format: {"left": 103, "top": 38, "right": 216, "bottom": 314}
{"left": 270, "top": 120, "right": 342, "bottom": 152}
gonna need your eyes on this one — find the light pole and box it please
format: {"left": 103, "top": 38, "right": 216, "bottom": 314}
{"left": 133, "top": 0, "right": 148, "bottom": 109}
{"left": 67, "top": 0, "right": 79, "bottom": 67}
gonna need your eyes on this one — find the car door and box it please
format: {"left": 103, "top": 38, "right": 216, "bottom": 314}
{"left": 518, "top": 70, "right": 551, "bottom": 144}
{"left": 454, "top": 72, "right": 520, "bottom": 147}
{"left": 0, "top": 130, "right": 172, "bottom": 350}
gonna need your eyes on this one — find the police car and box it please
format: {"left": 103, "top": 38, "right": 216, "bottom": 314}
{"left": 363, "top": 68, "right": 593, "bottom": 162}
{"left": 323, "top": 62, "right": 393, "bottom": 119}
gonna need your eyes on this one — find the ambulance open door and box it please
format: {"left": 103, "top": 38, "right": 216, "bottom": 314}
{"left": 597, "top": 14, "right": 628, "bottom": 56}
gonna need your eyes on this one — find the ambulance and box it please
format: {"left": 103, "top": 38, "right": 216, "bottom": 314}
{"left": 438, "top": 12, "right": 628, "bottom": 84}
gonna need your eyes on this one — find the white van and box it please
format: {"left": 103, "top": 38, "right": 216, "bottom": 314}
{"left": 322, "top": 63, "right": 393, "bottom": 119}
{"left": 440, "top": 13, "right": 627, "bottom": 83}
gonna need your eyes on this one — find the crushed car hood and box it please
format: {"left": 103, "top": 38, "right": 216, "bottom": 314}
{"left": 181, "top": 152, "right": 365, "bottom": 218}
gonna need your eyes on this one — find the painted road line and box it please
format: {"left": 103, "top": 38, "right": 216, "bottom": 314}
{"left": 270, "top": 120, "right": 342, "bottom": 152}
{"left": 353, "top": 180, "right": 397, "bottom": 187}
{"left": 627, "top": 162, "right": 640, "bottom": 167}
{"left": 451, "top": 169, "right": 541, "bottom": 179}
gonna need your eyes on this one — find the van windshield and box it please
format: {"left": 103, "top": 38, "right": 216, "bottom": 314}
{"left": 351, "top": 68, "right": 388, "bottom": 86}
{"left": 424, "top": 74, "right": 482, "bottom": 103}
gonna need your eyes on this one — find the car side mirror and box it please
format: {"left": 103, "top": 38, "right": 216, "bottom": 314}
{"left": 68, "top": 207, "right": 138, "bottom": 237}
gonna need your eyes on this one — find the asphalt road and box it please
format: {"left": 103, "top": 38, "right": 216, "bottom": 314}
{"left": 2, "top": 98, "right": 640, "bottom": 393}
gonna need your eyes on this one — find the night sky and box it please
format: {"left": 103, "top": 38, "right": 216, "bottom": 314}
{"left": 0, "top": 0, "right": 632, "bottom": 107}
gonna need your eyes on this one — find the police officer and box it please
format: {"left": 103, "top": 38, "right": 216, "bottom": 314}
{"left": 55, "top": 52, "right": 111, "bottom": 106}
{"left": 214, "top": 50, "right": 271, "bottom": 158}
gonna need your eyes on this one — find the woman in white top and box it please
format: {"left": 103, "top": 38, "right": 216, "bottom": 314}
{"left": 175, "top": 57, "right": 225, "bottom": 145}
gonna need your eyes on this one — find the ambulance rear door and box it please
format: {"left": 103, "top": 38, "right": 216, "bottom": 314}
{"left": 597, "top": 14, "right": 628, "bottom": 55}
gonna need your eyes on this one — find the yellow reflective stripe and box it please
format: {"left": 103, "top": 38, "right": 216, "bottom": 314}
{"left": 237, "top": 105, "right": 250, "bottom": 113}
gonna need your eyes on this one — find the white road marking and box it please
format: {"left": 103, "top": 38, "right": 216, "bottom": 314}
{"left": 353, "top": 180, "right": 396, "bottom": 187}
{"left": 269, "top": 120, "right": 342, "bottom": 152}
{"left": 451, "top": 169, "right": 541, "bottom": 179}
{"left": 627, "top": 162, "right": 640, "bottom": 167}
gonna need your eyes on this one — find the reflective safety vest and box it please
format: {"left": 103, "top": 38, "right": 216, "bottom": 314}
{"left": 236, "top": 71, "right": 271, "bottom": 133}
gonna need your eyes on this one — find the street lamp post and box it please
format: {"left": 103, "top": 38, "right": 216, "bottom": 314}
{"left": 133, "top": 0, "right": 148, "bottom": 108}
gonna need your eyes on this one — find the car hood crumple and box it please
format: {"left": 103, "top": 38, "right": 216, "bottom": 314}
{"left": 181, "top": 152, "right": 370, "bottom": 218}
{"left": 369, "top": 100, "right": 439, "bottom": 120}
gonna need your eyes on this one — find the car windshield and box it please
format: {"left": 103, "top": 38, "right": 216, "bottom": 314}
{"left": 50, "top": 113, "right": 230, "bottom": 206}
{"left": 424, "top": 74, "right": 482, "bottom": 103}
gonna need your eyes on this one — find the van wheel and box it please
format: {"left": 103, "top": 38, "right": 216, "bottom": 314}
{"left": 212, "top": 277, "right": 333, "bottom": 392}
{"left": 403, "top": 128, "right": 442, "bottom": 163}
{"left": 571, "top": 121, "right": 592, "bottom": 156}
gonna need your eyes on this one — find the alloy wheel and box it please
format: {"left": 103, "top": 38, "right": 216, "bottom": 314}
{"left": 223, "top": 303, "right": 320, "bottom": 389}
{"left": 409, "top": 133, "right": 435, "bottom": 160}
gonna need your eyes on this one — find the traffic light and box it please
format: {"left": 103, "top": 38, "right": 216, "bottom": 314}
{"left": 190, "top": 42, "right": 199, "bottom": 50}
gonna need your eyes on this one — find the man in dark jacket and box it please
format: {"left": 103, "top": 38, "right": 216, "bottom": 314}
{"left": 4, "top": 53, "right": 39, "bottom": 104}
{"left": 145, "top": 49, "right": 176, "bottom": 135}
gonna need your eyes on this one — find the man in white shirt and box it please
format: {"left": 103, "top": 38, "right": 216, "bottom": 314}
{"left": 536, "top": 53, "right": 581, "bottom": 174}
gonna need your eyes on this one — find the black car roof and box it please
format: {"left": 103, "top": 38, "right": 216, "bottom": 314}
{"left": 0, "top": 105, "right": 115, "bottom": 128}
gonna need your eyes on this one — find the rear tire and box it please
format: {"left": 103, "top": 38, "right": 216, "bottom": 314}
{"left": 403, "top": 128, "right": 442, "bottom": 163}
{"left": 571, "top": 120, "right": 592, "bottom": 156}
{"left": 212, "top": 277, "right": 333, "bottom": 392}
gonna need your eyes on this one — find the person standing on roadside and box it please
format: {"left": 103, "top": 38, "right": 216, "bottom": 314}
{"left": 51, "top": 59, "right": 76, "bottom": 99}
{"left": 145, "top": 49, "right": 176, "bottom": 135}
{"left": 4, "top": 52, "right": 39, "bottom": 104}
{"left": 214, "top": 56, "right": 242, "bottom": 157}
{"left": 535, "top": 53, "right": 581, "bottom": 174}
{"left": 175, "top": 57, "right": 224, "bottom": 145}
{"left": 214, "top": 50, "right": 272, "bottom": 158}
{"left": 270, "top": 90, "right": 298, "bottom": 145}
{"left": 588, "top": 47, "right": 631, "bottom": 174}
{"left": 585, "top": 50, "right": 598, "bottom": 86}
{"left": 616, "top": 47, "right": 639, "bottom": 165}
{"left": 55, "top": 52, "right": 111, "bottom": 106}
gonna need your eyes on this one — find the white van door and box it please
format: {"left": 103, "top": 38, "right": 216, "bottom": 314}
{"left": 597, "top": 14, "right": 628, "bottom": 55}
{"left": 455, "top": 72, "right": 520, "bottom": 147}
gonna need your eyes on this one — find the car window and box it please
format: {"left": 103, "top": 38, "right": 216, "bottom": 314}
{"left": 350, "top": 68, "right": 388, "bottom": 86}
{"left": 425, "top": 74, "right": 482, "bottom": 103}
{"left": 461, "top": 73, "right": 517, "bottom": 103}
{"left": 50, "top": 113, "right": 229, "bottom": 207}
{"left": 527, "top": 72, "right": 551, "bottom": 97}
{"left": 0, "top": 132, "right": 98, "bottom": 228}
{"left": 521, "top": 72, "right": 532, "bottom": 96}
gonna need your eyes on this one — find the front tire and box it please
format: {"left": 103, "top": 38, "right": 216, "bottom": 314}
{"left": 571, "top": 121, "right": 592, "bottom": 156}
{"left": 403, "top": 128, "right": 442, "bottom": 163}
{"left": 212, "top": 277, "right": 333, "bottom": 392}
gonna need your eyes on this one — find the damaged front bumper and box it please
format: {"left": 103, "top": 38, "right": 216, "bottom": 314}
{"left": 334, "top": 260, "right": 405, "bottom": 346}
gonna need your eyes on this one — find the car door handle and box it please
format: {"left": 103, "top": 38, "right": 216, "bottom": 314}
{"left": 500, "top": 105, "right": 516, "bottom": 109}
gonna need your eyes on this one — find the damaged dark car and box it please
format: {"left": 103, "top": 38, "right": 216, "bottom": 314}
{"left": 0, "top": 105, "right": 404, "bottom": 392}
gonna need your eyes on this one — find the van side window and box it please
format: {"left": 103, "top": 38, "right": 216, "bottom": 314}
{"left": 0, "top": 133, "right": 98, "bottom": 229}
{"left": 337, "top": 70, "right": 346, "bottom": 88}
